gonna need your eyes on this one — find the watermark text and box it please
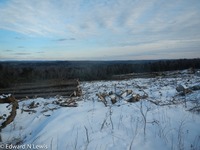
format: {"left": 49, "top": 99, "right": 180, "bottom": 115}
{"left": 0, "top": 144, "right": 48, "bottom": 149}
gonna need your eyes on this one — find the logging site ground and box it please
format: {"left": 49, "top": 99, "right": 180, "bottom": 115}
{"left": 0, "top": 60, "right": 200, "bottom": 150}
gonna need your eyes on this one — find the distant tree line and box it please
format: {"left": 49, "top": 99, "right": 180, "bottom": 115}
{"left": 0, "top": 58, "right": 200, "bottom": 88}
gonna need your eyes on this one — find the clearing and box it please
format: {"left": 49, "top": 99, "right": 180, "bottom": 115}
{"left": 0, "top": 70, "right": 200, "bottom": 150}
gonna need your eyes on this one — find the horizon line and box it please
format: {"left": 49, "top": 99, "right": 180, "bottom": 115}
{"left": 0, "top": 58, "right": 199, "bottom": 62}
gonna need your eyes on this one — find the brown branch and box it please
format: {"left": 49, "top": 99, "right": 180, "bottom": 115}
{"left": 0, "top": 95, "right": 18, "bottom": 130}
{"left": 96, "top": 93, "right": 107, "bottom": 107}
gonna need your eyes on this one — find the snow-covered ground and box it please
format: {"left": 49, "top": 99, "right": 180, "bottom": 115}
{"left": 0, "top": 71, "right": 200, "bottom": 150}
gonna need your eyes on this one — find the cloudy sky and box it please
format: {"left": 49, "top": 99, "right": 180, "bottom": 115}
{"left": 0, "top": 0, "right": 200, "bottom": 60}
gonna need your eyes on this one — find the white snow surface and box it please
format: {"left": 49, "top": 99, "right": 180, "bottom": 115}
{"left": 0, "top": 73, "right": 200, "bottom": 150}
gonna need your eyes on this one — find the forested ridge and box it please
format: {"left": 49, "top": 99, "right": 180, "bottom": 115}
{"left": 0, "top": 58, "right": 200, "bottom": 88}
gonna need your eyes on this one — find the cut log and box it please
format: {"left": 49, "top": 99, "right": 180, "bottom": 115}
{"left": 0, "top": 95, "right": 16, "bottom": 104}
{"left": 190, "top": 84, "right": 200, "bottom": 91}
{"left": 0, "top": 80, "right": 78, "bottom": 91}
{"left": 110, "top": 95, "right": 117, "bottom": 104}
{"left": 96, "top": 93, "right": 107, "bottom": 107}
{"left": 127, "top": 94, "right": 140, "bottom": 103}
{"left": 176, "top": 85, "right": 185, "bottom": 92}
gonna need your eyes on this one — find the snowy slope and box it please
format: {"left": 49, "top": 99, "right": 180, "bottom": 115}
{"left": 0, "top": 71, "right": 200, "bottom": 150}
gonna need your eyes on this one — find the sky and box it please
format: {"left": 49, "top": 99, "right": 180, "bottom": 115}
{"left": 0, "top": 0, "right": 200, "bottom": 61}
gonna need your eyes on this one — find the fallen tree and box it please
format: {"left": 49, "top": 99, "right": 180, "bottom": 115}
{"left": 0, "top": 95, "right": 18, "bottom": 130}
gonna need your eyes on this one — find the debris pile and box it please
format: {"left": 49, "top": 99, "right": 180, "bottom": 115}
{"left": 176, "top": 84, "right": 200, "bottom": 96}
{"left": 53, "top": 97, "right": 78, "bottom": 107}
{"left": 96, "top": 88, "right": 148, "bottom": 107}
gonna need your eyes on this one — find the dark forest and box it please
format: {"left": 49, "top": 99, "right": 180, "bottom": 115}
{"left": 0, "top": 58, "right": 200, "bottom": 88}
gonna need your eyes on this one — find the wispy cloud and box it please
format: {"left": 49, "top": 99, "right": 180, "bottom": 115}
{"left": 15, "top": 36, "right": 26, "bottom": 40}
{"left": 4, "top": 49, "right": 13, "bottom": 52}
{"left": 17, "top": 46, "right": 25, "bottom": 48}
{"left": 0, "top": 0, "right": 200, "bottom": 60}
{"left": 55, "top": 38, "right": 76, "bottom": 42}
{"left": 1, "top": 0, "right": 199, "bottom": 39}
{"left": 14, "top": 52, "right": 30, "bottom": 55}
{"left": 37, "top": 51, "right": 44, "bottom": 54}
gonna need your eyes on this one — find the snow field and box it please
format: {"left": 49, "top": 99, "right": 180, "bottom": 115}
{"left": 1, "top": 73, "right": 200, "bottom": 150}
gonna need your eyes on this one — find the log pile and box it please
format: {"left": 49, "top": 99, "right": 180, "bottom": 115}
{"left": 0, "top": 79, "right": 82, "bottom": 99}
{"left": 112, "top": 72, "right": 159, "bottom": 80}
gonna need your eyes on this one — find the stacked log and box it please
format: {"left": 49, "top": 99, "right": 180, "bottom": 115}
{"left": 0, "top": 79, "right": 81, "bottom": 99}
